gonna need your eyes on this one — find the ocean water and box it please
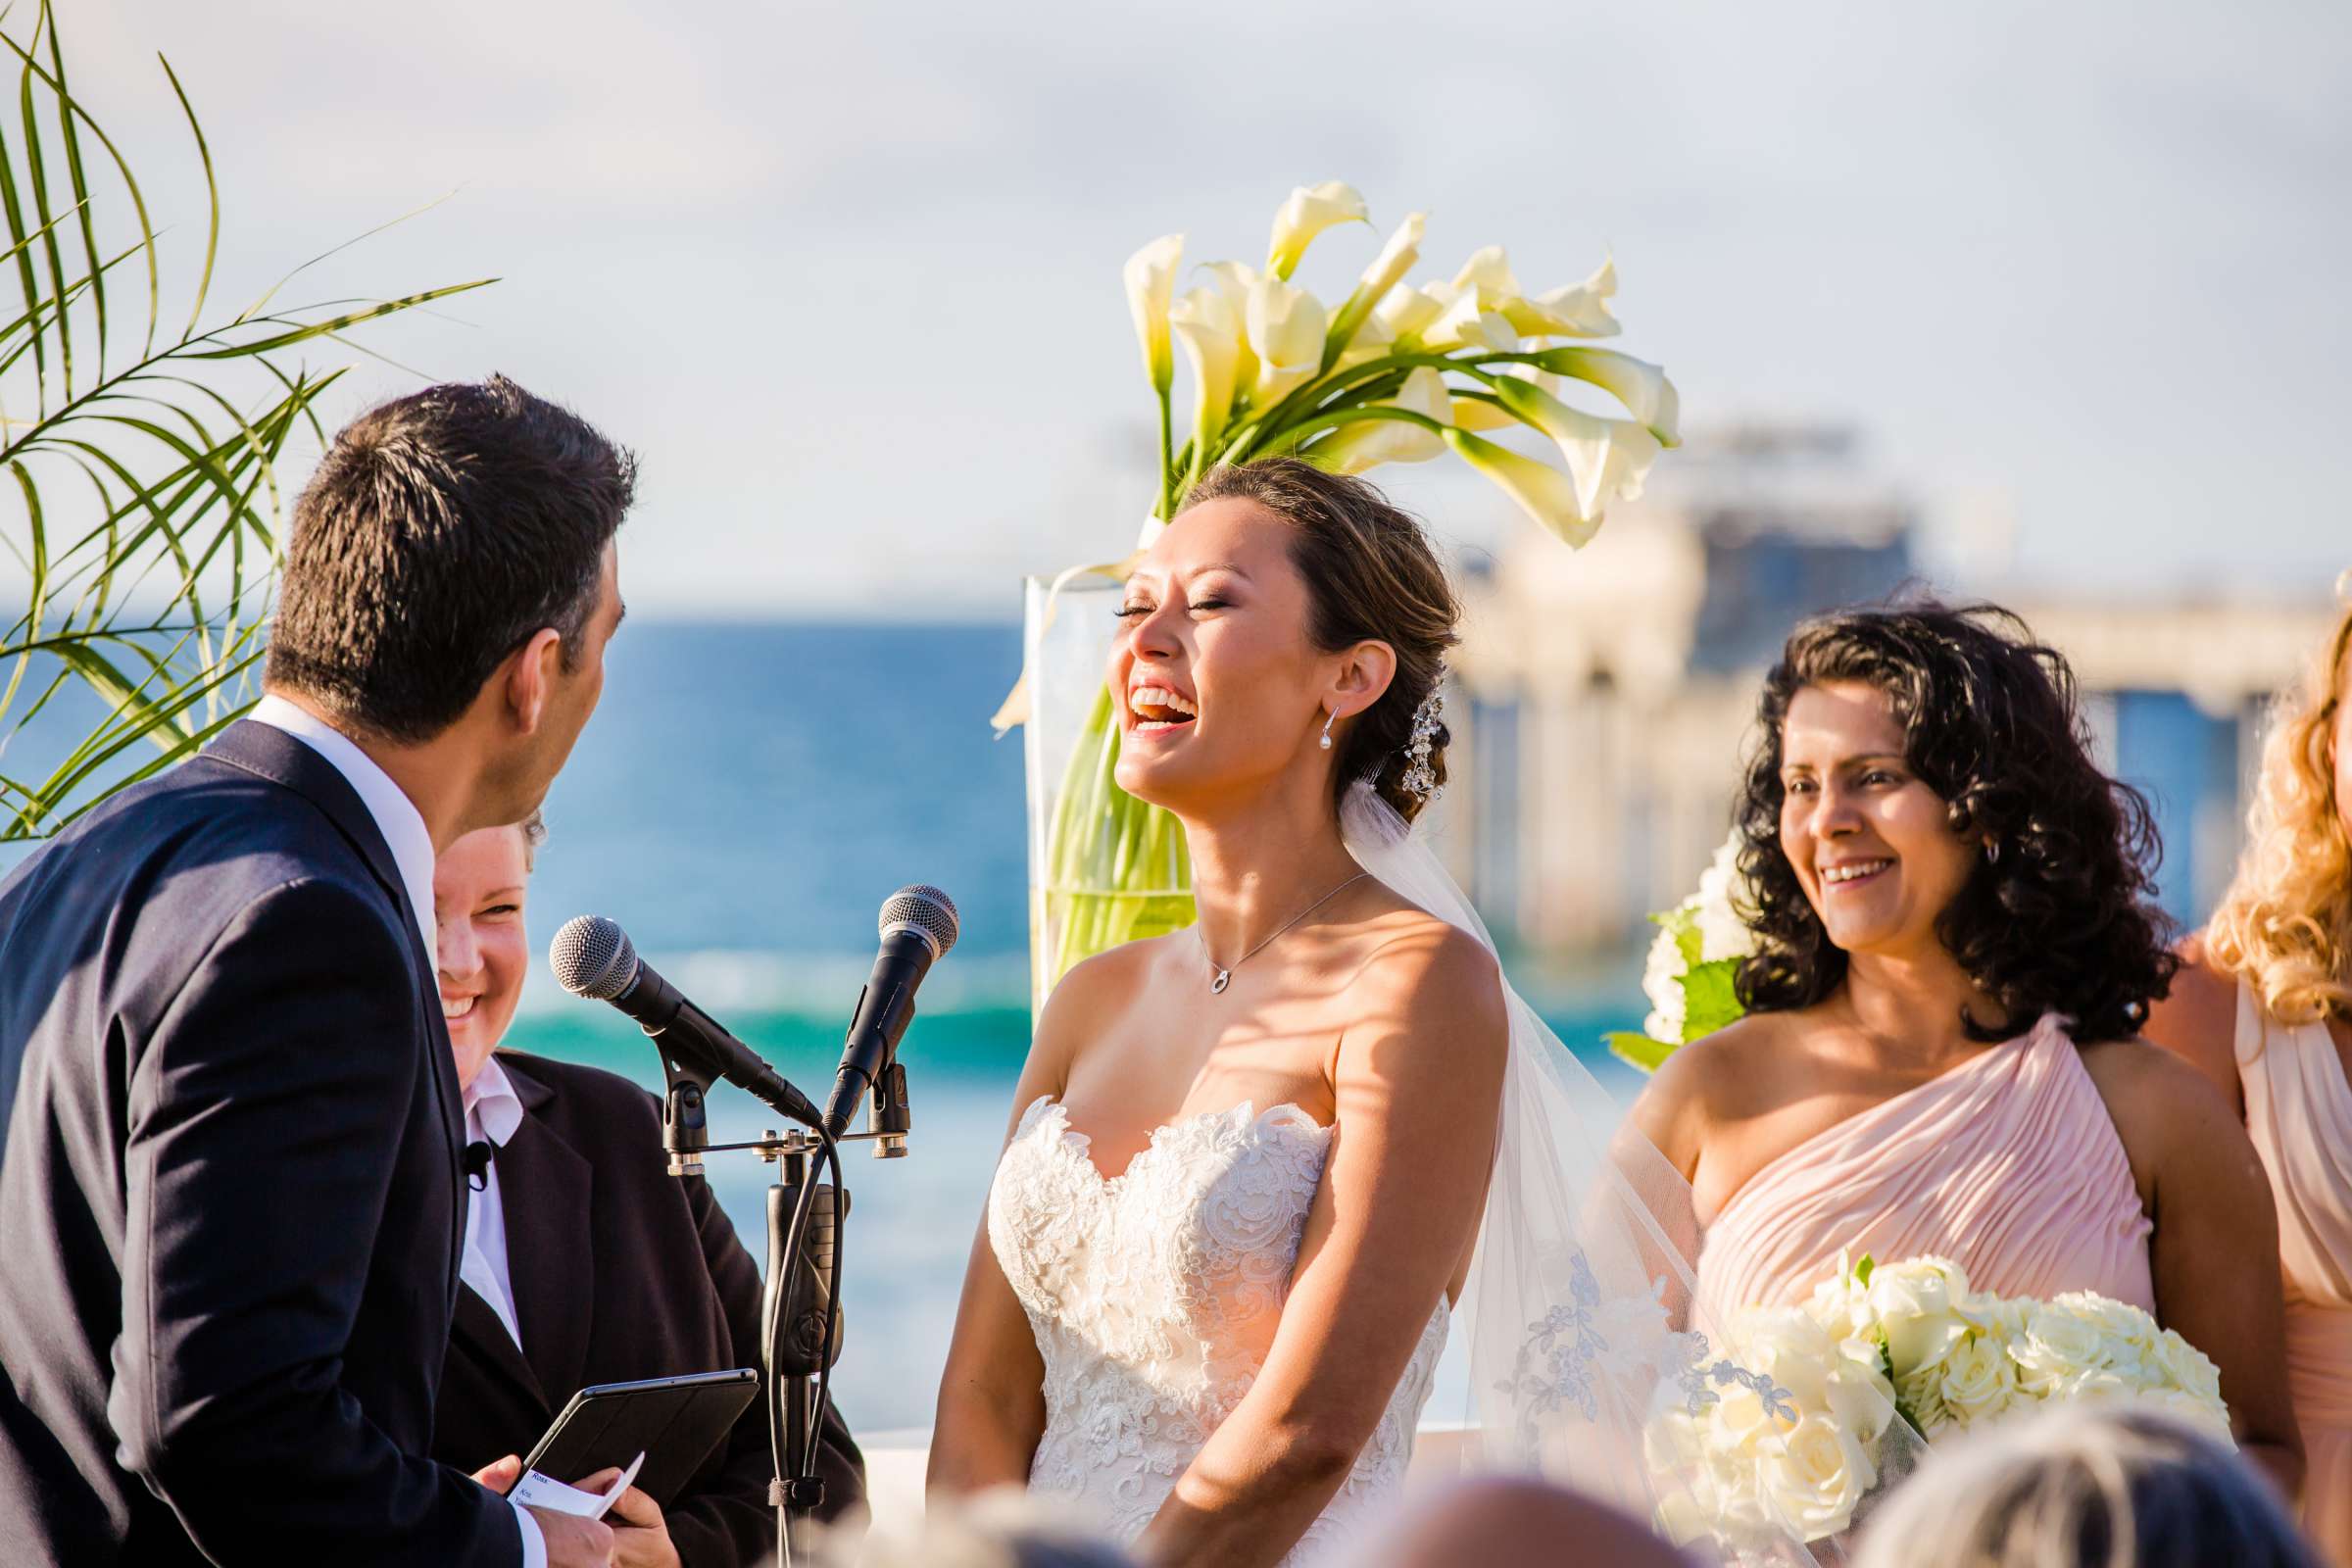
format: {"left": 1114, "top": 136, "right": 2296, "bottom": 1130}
{"left": 5, "top": 621, "right": 1645, "bottom": 1432}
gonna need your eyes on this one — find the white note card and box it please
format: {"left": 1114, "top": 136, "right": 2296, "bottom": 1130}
{"left": 509, "top": 1449, "right": 644, "bottom": 1519}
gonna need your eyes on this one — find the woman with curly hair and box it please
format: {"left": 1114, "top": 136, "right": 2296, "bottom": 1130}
{"left": 1630, "top": 599, "right": 2301, "bottom": 1487}
{"left": 2147, "top": 579, "right": 2352, "bottom": 1556}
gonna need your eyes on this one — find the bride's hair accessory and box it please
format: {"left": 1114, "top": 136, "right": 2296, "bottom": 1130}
{"left": 1396, "top": 678, "right": 1446, "bottom": 804}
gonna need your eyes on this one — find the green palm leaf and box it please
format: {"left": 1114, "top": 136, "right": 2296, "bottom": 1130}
{"left": 0, "top": 3, "right": 495, "bottom": 840}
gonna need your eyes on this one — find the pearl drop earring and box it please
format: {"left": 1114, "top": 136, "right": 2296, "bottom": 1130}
{"left": 1319, "top": 710, "right": 1335, "bottom": 751}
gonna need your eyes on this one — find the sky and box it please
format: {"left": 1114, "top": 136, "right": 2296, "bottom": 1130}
{"left": 58, "top": 0, "right": 2352, "bottom": 617}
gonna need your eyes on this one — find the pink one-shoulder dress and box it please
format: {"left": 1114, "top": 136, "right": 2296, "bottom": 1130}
{"left": 2235, "top": 981, "right": 2352, "bottom": 1566}
{"left": 1693, "top": 1012, "right": 2156, "bottom": 1333}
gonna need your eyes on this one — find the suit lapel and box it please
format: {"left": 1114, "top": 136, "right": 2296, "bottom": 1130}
{"left": 452, "top": 1282, "right": 551, "bottom": 1415}
{"left": 204, "top": 718, "right": 467, "bottom": 1286}
{"left": 497, "top": 1080, "right": 597, "bottom": 1406}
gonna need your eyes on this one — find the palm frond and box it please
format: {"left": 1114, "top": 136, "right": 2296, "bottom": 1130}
{"left": 0, "top": 1, "right": 495, "bottom": 840}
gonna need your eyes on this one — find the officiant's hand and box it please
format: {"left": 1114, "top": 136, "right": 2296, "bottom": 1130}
{"left": 469, "top": 1455, "right": 620, "bottom": 1566}
{"left": 575, "top": 1467, "right": 680, "bottom": 1568}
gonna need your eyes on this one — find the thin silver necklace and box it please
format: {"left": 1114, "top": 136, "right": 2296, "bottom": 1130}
{"left": 1195, "top": 871, "right": 1371, "bottom": 994}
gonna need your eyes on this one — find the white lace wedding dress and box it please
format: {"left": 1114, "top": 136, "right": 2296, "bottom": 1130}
{"left": 987, "top": 1093, "right": 1448, "bottom": 1563}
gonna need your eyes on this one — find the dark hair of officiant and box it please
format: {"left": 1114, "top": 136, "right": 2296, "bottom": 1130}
{"left": 266, "top": 373, "right": 636, "bottom": 744}
{"left": 1732, "top": 597, "right": 2178, "bottom": 1044}
{"left": 1186, "top": 458, "right": 1460, "bottom": 822}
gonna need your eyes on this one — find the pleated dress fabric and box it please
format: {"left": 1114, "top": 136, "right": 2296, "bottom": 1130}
{"left": 1693, "top": 1012, "right": 2156, "bottom": 1333}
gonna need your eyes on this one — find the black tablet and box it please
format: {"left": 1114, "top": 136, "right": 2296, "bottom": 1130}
{"left": 516, "top": 1368, "right": 760, "bottom": 1507}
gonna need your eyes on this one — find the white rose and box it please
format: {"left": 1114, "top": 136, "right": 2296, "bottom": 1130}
{"left": 1935, "top": 1333, "right": 2022, "bottom": 1429}
{"left": 2010, "top": 1301, "right": 2107, "bottom": 1398}
{"left": 1867, "top": 1259, "right": 1972, "bottom": 1376}
{"left": 1759, "top": 1410, "right": 1876, "bottom": 1542}
{"left": 2151, "top": 1329, "right": 2226, "bottom": 1407}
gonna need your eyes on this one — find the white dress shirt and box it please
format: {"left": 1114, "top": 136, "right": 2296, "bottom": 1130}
{"left": 243, "top": 696, "right": 547, "bottom": 1568}
{"left": 462, "top": 1057, "right": 527, "bottom": 1349}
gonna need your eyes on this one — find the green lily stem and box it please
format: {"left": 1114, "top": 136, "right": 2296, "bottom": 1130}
{"left": 1155, "top": 386, "right": 1175, "bottom": 524}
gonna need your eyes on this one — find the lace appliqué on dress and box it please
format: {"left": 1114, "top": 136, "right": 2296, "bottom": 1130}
{"left": 988, "top": 1097, "right": 1448, "bottom": 1566}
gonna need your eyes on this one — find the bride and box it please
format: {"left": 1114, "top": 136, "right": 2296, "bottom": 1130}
{"left": 927, "top": 459, "right": 1507, "bottom": 1566}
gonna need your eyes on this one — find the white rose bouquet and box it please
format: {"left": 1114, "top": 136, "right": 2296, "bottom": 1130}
{"left": 1652, "top": 1254, "right": 2231, "bottom": 1551}
{"left": 1611, "top": 828, "right": 1757, "bottom": 1071}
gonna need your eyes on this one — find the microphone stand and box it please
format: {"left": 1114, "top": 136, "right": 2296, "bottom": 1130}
{"left": 660, "top": 1052, "right": 913, "bottom": 1568}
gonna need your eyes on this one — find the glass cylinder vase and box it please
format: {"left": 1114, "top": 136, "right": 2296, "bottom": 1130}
{"left": 1021, "top": 572, "right": 1197, "bottom": 1015}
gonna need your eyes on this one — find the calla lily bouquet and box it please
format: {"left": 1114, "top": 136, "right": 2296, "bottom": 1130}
{"left": 1013, "top": 182, "right": 1683, "bottom": 1001}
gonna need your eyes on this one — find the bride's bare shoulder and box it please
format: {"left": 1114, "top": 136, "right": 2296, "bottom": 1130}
{"left": 1342, "top": 906, "right": 1507, "bottom": 1062}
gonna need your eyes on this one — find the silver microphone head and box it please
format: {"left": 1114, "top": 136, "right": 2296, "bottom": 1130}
{"left": 880, "top": 884, "right": 959, "bottom": 960}
{"left": 549, "top": 914, "right": 639, "bottom": 1001}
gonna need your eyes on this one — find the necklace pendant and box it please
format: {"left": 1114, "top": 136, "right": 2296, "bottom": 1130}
{"left": 1210, "top": 968, "right": 1231, "bottom": 994}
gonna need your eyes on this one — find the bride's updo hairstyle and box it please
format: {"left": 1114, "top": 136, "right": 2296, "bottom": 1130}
{"left": 1733, "top": 598, "right": 2177, "bottom": 1044}
{"left": 1183, "top": 458, "right": 1460, "bottom": 823}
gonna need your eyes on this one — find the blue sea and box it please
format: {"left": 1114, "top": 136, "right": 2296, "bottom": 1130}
{"left": 5, "top": 621, "right": 1645, "bottom": 1432}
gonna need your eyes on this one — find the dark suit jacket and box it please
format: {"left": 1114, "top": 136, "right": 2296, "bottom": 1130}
{"left": 432, "top": 1052, "right": 865, "bottom": 1567}
{"left": 0, "top": 719, "right": 520, "bottom": 1567}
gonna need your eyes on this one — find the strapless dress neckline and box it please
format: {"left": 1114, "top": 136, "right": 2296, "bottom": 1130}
{"left": 988, "top": 1092, "right": 1446, "bottom": 1564}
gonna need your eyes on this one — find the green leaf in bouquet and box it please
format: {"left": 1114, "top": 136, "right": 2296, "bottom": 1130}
{"left": 1679, "top": 956, "right": 1746, "bottom": 1042}
{"left": 1606, "top": 1032, "right": 1679, "bottom": 1073}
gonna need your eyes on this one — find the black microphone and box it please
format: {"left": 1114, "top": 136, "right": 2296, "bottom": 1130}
{"left": 820, "top": 886, "right": 959, "bottom": 1140}
{"left": 549, "top": 915, "right": 825, "bottom": 1132}
{"left": 462, "top": 1140, "right": 493, "bottom": 1192}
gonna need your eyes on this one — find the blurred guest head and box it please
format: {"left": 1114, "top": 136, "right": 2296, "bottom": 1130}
{"left": 1852, "top": 1401, "right": 2318, "bottom": 1568}
{"left": 1357, "top": 1476, "right": 1690, "bottom": 1568}
{"left": 1110, "top": 458, "right": 1459, "bottom": 827}
{"left": 1734, "top": 598, "right": 2176, "bottom": 1043}
{"left": 843, "top": 1487, "right": 1133, "bottom": 1568}
{"left": 2206, "top": 573, "right": 2352, "bottom": 1025}
{"left": 433, "top": 811, "right": 544, "bottom": 1089}
{"left": 266, "top": 374, "right": 634, "bottom": 831}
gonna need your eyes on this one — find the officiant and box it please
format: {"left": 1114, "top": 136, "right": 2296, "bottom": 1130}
{"left": 426, "top": 812, "right": 865, "bottom": 1565}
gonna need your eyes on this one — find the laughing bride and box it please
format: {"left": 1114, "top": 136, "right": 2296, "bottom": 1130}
{"left": 927, "top": 459, "right": 1504, "bottom": 1566}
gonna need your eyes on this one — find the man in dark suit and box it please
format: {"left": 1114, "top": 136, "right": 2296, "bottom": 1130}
{"left": 0, "top": 376, "right": 634, "bottom": 1567}
{"left": 428, "top": 819, "right": 865, "bottom": 1568}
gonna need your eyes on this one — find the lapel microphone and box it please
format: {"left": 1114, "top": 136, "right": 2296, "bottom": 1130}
{"left": 462, "top": 1140, "right": 493, "bottom": 1192}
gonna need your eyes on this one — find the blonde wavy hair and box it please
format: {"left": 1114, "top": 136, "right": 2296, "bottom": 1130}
{"left": 2206, "top": 576, "right": 2352, "bottom": 1024}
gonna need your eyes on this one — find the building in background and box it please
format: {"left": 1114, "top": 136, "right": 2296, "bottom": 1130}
{"left": 1449, "top": 422, "right": 2335, "bottom": 953}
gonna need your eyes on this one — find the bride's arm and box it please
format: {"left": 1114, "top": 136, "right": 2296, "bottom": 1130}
{"left": 926, "top": 959, "right": 1099, "bottom": 1497}
{"left": 1135, "top": 923, "right": 1508, "bottom": 1568}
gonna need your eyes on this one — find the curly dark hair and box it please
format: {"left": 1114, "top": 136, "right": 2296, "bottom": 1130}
{"left": 1732, "top": 599, "right": 2178, "bottom": 1044}
{"left": 1183, "top": 459, "right": 1460, "bottom": 822}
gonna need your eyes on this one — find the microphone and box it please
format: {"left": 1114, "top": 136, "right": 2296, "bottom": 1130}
{"left": 462, "top": 1140, "right": 493, "bottom": 1192}
{"left": 820, "top": 886, "right": 958, "bottom": 1140}
{"left": 550, "top": 915, "right": 824, "bottom": 1132}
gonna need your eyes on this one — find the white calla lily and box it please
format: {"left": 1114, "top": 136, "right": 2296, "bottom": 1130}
{"left": 1324, "top": 211, "right": 1427, "bottom": 368}
{"left": 1124, "top": 234, "right": 1184, "bottom": 393}
{"left": 1535, "top": 346, "right": 1682, "bottom": 446}
{"left": 1246, "top": 274, "right": 1329, "bottom": 406}
{"left": 1453, "top": 366, "right": 1557, "bottom": 432}
{"left": 1500, "top": 255, "right": 1621, "bottom": 339}
{"left": 1265, "top": 180, "right": 1369, "bottom": 279}
{"left": 1418, "top": 281, "right": 1517, "bottom": 355}
{"left": 1374, "top": 280, "right": 1446, "bottom": 342}
{"left": 1494, "top": 375, "right": 1664, "bottom": 522}
{"left": 1306, "top": 367, "right": 1452, "bottom": 474}
{"left": 1169, "top": 285, "right": 1244, "bottom": 455}
{"left": 1357, "top": 212, "right": 1428, "bottom": 304}
{"left": 1450, "top": 245, "right": 1523, "bottom": 307}
{"left": 1333, "top": 307, "right": 1396, "bottom": 371}
{"left": 1199, "top": 262, "right": 1262, "bottom": 395}
{"left": 1442, "top": 427, "right": 1609, "bottom": 547}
